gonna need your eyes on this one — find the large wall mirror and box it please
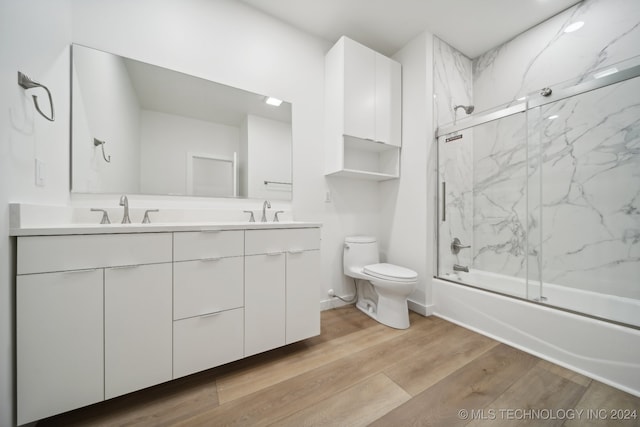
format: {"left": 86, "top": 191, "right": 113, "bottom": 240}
{"left": 71, "top": 44, "right": 293, "bottom": 200}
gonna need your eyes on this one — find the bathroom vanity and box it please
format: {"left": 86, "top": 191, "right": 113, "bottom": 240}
{"left": 12, "top": 221, "right": 321, "bottom": 425}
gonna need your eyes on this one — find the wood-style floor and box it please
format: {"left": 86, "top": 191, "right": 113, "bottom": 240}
{"left": 39, "top": 306, "right": 640, "bottom": 426}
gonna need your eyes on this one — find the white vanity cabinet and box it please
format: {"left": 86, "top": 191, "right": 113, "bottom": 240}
{"left": 172, "top": 230, "right": 245, "bottom": 378}
{"left": 324, "top": 36, "right": 401, "bottom": 180}
{"left": 16, "top": 233, "right": 172, "bottom": 425}
{"left": 14, "top": 223, "right": 321, "bottom": 425}
{"left": 245, "top": 228, "right": 321, "bottom": 356}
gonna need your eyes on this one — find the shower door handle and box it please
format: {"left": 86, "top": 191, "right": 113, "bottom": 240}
{"left": 442, "top": 182, "right": 446, "bottom": 222}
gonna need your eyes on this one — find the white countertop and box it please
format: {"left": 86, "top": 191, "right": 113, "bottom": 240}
{"left": 10, "top": 221, "right": 322, "bottom": 236}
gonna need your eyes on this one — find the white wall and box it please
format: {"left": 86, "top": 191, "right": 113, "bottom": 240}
{"left": 139, "top": 110, "right": 240, "bottom": 196}
{"left": 245, "top": 115, "right": 292, "bottom": 201}
{"left": 1, "top": 1, "right": 73, "bottom": 425}
{"left": 379, "top": 31, "right": 435, "bottom": 313}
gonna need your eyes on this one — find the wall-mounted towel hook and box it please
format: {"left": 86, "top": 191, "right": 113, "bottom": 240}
{"left": 18, "top": 71, "right": 55, "bottom": 122}
{"left": 93, "top": 138, "right": 112, "bottom": 163}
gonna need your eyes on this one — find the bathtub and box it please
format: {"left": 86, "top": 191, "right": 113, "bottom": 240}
{"left": 432, "top": 274, "right": 640, "bottom": 397}
{"left": 441, "top": 269, "right": 640, "bottom": 327}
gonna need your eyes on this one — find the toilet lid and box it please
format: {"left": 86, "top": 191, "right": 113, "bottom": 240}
{"left": 363, "top": 263, "right": 418, "bottom": 282}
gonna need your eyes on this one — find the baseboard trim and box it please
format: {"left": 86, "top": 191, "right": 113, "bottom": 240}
{"left": 408, "top": 299, "right": 434, "bottom": 316}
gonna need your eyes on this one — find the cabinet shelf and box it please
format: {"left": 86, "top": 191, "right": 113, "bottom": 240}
{"left": 325, "top": 135, "right": 400, "bottom": 180}
{"left": 325, "top": 168, "right": 399, "bottom": 181}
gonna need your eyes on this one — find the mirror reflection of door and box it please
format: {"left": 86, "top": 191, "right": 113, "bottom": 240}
{"left": 186, "top": 152, "right": 237, "bottom": 197}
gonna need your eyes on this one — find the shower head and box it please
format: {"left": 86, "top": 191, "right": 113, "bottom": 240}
{"left": 454, "top": 104, "right": 475, "bottom": 115}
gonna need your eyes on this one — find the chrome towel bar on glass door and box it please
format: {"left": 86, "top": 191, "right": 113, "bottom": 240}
{"left": 18, "top": 71, "right": 55, "bottom": 122}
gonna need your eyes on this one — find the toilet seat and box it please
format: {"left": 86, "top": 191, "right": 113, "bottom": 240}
{"left": 363, "top": 263, "right": 417, "bottom": 283}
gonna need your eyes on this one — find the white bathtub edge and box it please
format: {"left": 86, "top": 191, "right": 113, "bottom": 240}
{"left": 433, "top": 278, "right": 640, "bottom": 397}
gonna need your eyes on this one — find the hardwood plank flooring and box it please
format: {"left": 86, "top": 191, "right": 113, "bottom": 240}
{"left": 38, "top": 305, "right": 640, "bottom": 426}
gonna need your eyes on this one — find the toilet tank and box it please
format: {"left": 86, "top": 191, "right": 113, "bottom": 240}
{"left": 344, "top": 236, "right": 380, "bottom": 276}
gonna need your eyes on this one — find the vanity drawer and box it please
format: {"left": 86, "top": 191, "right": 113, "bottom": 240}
{"left": 173, "top": 256, "right": 244, "bottom": 320}
{"left": 245, "top": 228, "right": 320, "bottom": 255}
{"left": 17, "top": 233, "right": 172, "bottom": 274}
{"left": 173, "top": 230, "right": 244, "bottom": 261}
{"left": 173, "top": 308, "right": 244, "bottom": 379}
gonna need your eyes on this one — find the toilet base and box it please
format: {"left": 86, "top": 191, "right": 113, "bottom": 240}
{"left": 356, "top": 294, "right": 410, "bottom": 330}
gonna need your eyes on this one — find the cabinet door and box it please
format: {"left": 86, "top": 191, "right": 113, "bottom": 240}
{"left": 105, "top": 263, "right": 172, "bottom": 399}
{"left": 245, "top": 253, "right": 285, "bottom": 356}
{"left": 286, "top": 250, "right": 321, "bottom": 344}
{"left": 375, "top": 53, "right": 402, "bottom": 147}
{"left": 343, "top": 37, "right": 376, "bottom": 141}
{"left": 17, "top": 269, "right": 103, "bottom": 425}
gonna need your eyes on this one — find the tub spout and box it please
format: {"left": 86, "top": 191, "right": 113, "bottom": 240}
{"left": 453, "top": 264, "right": 469, "bottom": 273}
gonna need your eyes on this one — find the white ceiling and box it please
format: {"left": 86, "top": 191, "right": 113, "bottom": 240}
{"left": 240, "top": 0, "right": 583, "bottom": 58}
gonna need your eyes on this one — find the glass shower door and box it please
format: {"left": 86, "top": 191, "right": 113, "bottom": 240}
{"left": 438, "top": 109, "right": 535, "bottom": 300}
{"left": 530, "top": 71, "right": 640, "bottom": 326}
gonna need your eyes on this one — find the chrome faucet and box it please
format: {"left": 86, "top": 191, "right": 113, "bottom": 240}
{"left": 453, "top": 264, "right": 469, "bottom": 273}
{"left": 261, "top": 200, "right": 271, "bottom": 222}
{"left": 119, "top": 195, "right": 131, "bottom": 224}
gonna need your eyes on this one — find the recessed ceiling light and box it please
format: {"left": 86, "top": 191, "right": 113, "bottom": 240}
{"left": 548, "top": 115, "right": 559, "bottom": 120}
{"left": 564, "top": 21, "right": 584, "bottom": 33}
{"left": 265, "top": 97, "right": 283, "bottom": 107}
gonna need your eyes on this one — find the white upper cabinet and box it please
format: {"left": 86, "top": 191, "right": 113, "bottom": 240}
{"left": 343, "top": 38, "right": 377, "bottom": 141}
{"left": 341, "top": 37, "right": 401, "bottom": 146}
{"left": 374, "top": 53, "right": 402, "bottom": 147}
{"left": 325, "top": 36, "right": 402, "bottom": 180}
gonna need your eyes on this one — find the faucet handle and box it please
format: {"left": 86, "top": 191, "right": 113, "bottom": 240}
{"left": 243, "top": 210, "right": 255, "bottom": 222}
{"left": 273, "top": 211, "right": 284, "bottom": 222}
{"left": 142, "top": 209, "right": 159, "bottom": 224}
{"left": 90, "top": 208, "right": 111, "bottom": 224}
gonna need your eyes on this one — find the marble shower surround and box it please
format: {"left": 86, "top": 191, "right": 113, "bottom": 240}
{"left": 436, "top": 0, "right": 640, "bottom": 303}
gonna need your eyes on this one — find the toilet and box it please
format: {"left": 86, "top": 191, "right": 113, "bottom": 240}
{"left": 343, "top": 236, "right": 418, "bottom": 329}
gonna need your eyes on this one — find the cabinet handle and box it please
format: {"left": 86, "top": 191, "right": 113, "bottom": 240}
{"left": 201, "top": 229, "right": 222, "bottom": 233}
{"left": 64, "top": 268, "right": 99, "bottom": 274}
{"left": 200, "top": 257, "right": 222, "bottom": 262}
{"left": 200, "top": 311, "right": 223, "bottom": 318}
{"left": 266, "top": 252, "right": 283, "bottom": 257}
{"left": 287, "top": 249, "right": 304, "bottom": 254}
{"left": 109, "top": 264, "right": 141, "bottom": 270}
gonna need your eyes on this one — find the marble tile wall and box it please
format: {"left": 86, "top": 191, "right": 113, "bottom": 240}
{"left": 433, "top": 37, "right": 474, "bottom": 276}
{"left": 473, "top": 0, "right": 640, "bottom": 111}
{"left": 436, "top": 0, "right": 640, "bottom": 302}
